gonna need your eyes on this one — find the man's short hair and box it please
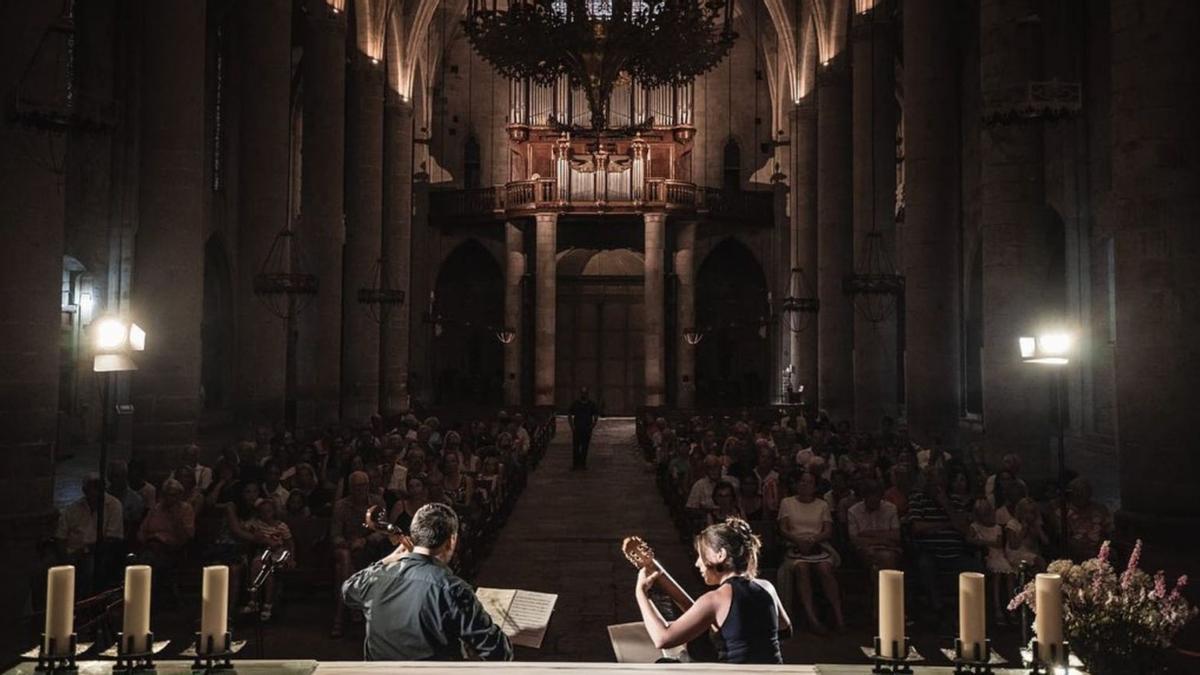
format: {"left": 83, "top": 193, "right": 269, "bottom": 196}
{"left": 410, "top": 503, "right": 459, "bottom": 549}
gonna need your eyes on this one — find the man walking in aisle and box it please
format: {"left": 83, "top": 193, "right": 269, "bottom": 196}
{"left": 568, "top": 387, "right": 600, "bottom": 470}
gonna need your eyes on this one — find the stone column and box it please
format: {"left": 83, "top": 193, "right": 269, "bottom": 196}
{"left": 904, "top": 0, "right": 961, "bottom": 446}
{"left": 644, "top": 212, "right": 667, "bottom": 407}
{"left": 235, "top": 0, "right": 290, "bottom": 423}
{"left": 340, "top": 55, "right": 384, "bottom": 424}
{"left": 674, "top": 220, "right": 697, "bottom": 409}
{"left": 504, "top": 221, "right": 526, "bottom": 406}
{"left": 1110, "top": 0, "right": 1200, "bottom": 534}
{"left": 851, "top": 7, "right": 899, "bottom": 431}
{"left": 979, "top": 0, "right": 1051, "bottom": 470}
{"left": 0, "top": 0, "right": 67, "bottom": 619}
{"left": 131, "top": 0, "right": 207, "bottom": 462}
{"left": 381, "top": 94, "right": 413, "bottom": 414}
{"left": 791, "top": 99, "right": 819, "bottom": 402}
{"left": 296, "top": 0, "right": 346, "bottom": 427}
{"left": 817, "top": 59, "right": 854, "bottom": 422}
{"left": 534, "top": 212, "right": 557, "bottom": 407}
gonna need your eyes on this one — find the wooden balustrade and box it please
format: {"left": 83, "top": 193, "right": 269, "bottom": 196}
{"left": 431, "top": 179, "right": 772, "bottom": 225}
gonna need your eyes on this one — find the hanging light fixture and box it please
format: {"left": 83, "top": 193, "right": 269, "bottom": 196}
{"left": 357, "top": 257, "right": 406, "bottom": 324}
{"left": 682, "top": 326, "right": 707, "bottom": 345}
{"left": 844, "top": 229, "right": 903, "bottom": 323}
{"left": 463, "top": 0, "right": 736, "bottom": 132}
{"left": 494, "top": 327, "right": 517, "bottom": 344}
{"left": 781, "top": 267, "right": 819, "bottom": 333}
{"left": 254, "top": 218, "right": 319, "bottom": 319}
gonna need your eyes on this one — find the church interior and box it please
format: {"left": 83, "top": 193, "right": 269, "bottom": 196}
{"left": 2, "top": 0, "right": 1198, "bottom": 672}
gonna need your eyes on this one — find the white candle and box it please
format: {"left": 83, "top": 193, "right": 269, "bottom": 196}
{"left": 44, "top": 566, "right": 75, "bottom": 656}
{"left": 959, "top": 572, "right": 986, "bottom": 659}
{"left": 123, "top": 565, "right": 152, "bottom": 653}
{"left": 200, "top": 566, "right": 229, "bottom": 654}
{"left": 878, "top": 569, "right": 905, "bottom": 658}
{"left": 1035, "top": 573, "right": 1064, "bottom": 664}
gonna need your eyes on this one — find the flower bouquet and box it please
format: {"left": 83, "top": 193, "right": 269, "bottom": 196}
{"left": 1008, "top": 540, "right": 1196, "bottom": 674}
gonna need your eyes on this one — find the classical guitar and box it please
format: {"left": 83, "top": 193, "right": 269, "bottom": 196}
{"left": 621, "top": 536, "right": 719, "bottom": 661}
{"left": 364, "top": 505, "right": 415, "bottom": 551}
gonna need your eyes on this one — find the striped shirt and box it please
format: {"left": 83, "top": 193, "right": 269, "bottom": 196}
{"left": 905, "top": 490, "right": 968, "bottom": 559}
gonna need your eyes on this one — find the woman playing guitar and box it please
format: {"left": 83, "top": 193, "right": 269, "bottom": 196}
{"left": 626, "top": 517, "right": 791, "bottom": 664}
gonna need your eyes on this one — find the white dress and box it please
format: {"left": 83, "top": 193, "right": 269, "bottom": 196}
{"left": 970, "top": 522, "right": 1013, "bottom": 574}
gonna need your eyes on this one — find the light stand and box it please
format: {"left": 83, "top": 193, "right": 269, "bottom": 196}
{"left": 247, "top": 549, "right": 290, "bottom": 659}
{"left": 1018, "top": 331, "right": 1073, "bottom": 557}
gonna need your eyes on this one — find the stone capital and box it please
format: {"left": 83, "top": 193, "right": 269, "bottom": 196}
{"left": 816, "top": 57, "right": 850, "bottom": 86}
{"left": 385, "top": 90, "right": 414, "bottom": 116}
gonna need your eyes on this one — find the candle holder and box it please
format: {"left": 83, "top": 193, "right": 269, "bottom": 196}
{"left": 187, "top": 631, "right": 239, "bottom": 673}
{"left": 29, "top": 633, "right": 80, "bottom": 673}
{"left": 107, "top": 631, "right": 165, "bottom": 672}
{"left": 861, "top": 635, "right": 922, "bottom": 674}
{"left": 1023, "top": 639, "right": 1078, "bottom": 674}
{"left": 940, "top": 638, "right": 1007, "bottom": 674}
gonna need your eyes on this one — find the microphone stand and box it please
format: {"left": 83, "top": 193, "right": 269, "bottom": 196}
{"left": 248, "top": 549, "right": 289, "bottom": 659}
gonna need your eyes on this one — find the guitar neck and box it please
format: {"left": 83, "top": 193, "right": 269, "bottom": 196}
{"left": 650, "top": 560, "right": 695, "bottom": 613}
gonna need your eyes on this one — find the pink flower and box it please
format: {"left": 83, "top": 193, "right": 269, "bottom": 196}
{"left": 1154, "top": 571, "right": 1168, "bottom": 599}
{"left": 1098, "top": 540, "right": 1111, "bottom": 563}
{"left": 1170, "top": 574, "right": 1189, "bottom": 601}
{"left": 1122, "top": 539, "right": 1143, "bottom": 589}
{"left": 1007, "top": 588, "right": 1031, "bottom": 612}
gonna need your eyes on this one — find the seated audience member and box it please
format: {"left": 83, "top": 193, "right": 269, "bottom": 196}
{"left": 176, "top": 467, "right": 206, "bottom": 515}
{"left": 752, "top": 447, "right": 782, "bottom": 515}
{"left": 1005, "top": 497, "right": 1048, "bottom": 571}
{"left": 823, "top": 469, "right": 856, "bottom": 530}
{"left": 390, "top": 474, "right": 430, "bottom": 533}
{"left": 205, "top": 481, "right": 264, "bottom": 610}
{"left": 260, "top": 461, "right": 290, "bottom": 511}
{"left": 1062, "top": 477, "right": 1112, "bottom": 562}
{"left": 477, "top": 455, "right": 504, "bottom": 507}
{"left": 882, "top": 464, "right": 912, "bottom": 517}
{"left": 291, "top": 462, "right": 333, "bottom": 517}
{"left": 56, "top": 474, "right": 124, "bottom": 591}
{"left": 846, "top": 480, "right": 901, "bottom": 570}
{"left": 905, "top": 465, "right": 981, "bottom": 617}
{"left": 967, "top": 498, "right": 1013, "bottom": 624}
{"left": 985, "top": 453, "right": 1027, "bottom": 505}
{"left": 707, "top": 482, "right": 743, "bottom": 525}
{"left": 331, "top": 471, "right": 388, "bottom": 637}
{"left": 777, "top": 471, "right": 844, "bottom": 633}
{"left": 128, "top": 458, "right": 157, "bottom": 509}
{"left": 138, "top": 478, "right": 196, "bottom": 560}
{"left": 173, "top": 443, "right": 214, "bottom": 492}
{"left": 737, "top": 474, "right": 765, "bottom": 521}
{"left": 993, "top": 473, "right": 1024, "bottom": 526}
{"left": 686, "top": 455, "right": 740, "bottom": 514}
{"left": 242, "top": 498, "right": 295, "bottom": 621}
{"left": 285, "top": 490, "right": 311, "bottom": 519}
{"left": 107, "top": 460, "right": 146, "bottom": 536}
{"left": 441, "top": 449, "right": 475, "bottom": 511}
{"left": 206, "top": 459, "right": 241, "bottom": 510}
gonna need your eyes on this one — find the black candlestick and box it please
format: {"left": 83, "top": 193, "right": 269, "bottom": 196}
{"left": 191, "top": 631, "right": 236, "bottom": 673}
{"left": 33, "top": 633, "right": 78, "bottom": 673}
{"left": 1027, "top": 639, "right": 1071, "bottom": 675}
{"left": 870, "top": 635, "right": 915, "bottom": 675}
{"left": 950, "top": 637, "right": 995, "bottom": 674}
{"left": 113, "top": 631, "right": 156, "bottom": 672}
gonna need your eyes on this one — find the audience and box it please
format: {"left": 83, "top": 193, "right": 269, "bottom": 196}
{"left": 777, "top": 471, "right": 844, "bottom": 633}
{"left": 846, "top": 479, "right": 901, "bottom": 571}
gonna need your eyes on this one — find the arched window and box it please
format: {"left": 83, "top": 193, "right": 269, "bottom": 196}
{"left": 464, "top": 134, "right": 482, "bottom": 189}
{"left": 722, "top": 138, "right": 740, "bottom": 190}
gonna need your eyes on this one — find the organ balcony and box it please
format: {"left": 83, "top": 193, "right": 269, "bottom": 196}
{"left": 429, "top": 77, "right": 775, "bottom": 227}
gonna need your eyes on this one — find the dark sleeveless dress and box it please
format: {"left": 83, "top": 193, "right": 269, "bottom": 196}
{"left": 715, "top": 576, "right": 782, "bottom": 664}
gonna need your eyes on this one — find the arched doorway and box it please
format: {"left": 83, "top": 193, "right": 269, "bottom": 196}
{"left": 695, "top": 238, "right": 770, "bottom": 407}
{"left": 556, "top": 248, "right": 645, "bottom": 414}
{"left": 201, "top": 235, "right": 234, "bottom": 411}
{"left": 432, "top": 241, "right": 504, "bottom": 406}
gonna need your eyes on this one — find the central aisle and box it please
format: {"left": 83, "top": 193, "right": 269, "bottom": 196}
{"left": 473, "top": 417, "right": 701, "bottom": 661}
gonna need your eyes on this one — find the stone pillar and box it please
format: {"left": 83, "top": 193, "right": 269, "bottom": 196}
{"left": 644, "top": 212, "right": 667, "bottom": 407}
{"left": 816, "top": 60, "right": 854, "bottom": 422}
{"left": 904, "top": 0, "right": 961, "bottom": 446}
{"left": 381, "top": 94, "right": 413, "bottom": 414}
{"left": 674, "top": 220, "right": 697, "bottom": 409}
{"left": 340, "top": 55, "right": 384, "bottom": 424}
{"left": 131, "top": 0, "right": 206, "bottom": 462}
{"left": 235, "top": 0, "right": 290, "bottom": 423}
{"left": 0, "top": 0, "right": 66, "bottom": 620}
{"left": 296, "top": 0, "right": 346, "bottom": 427}
{"left": 979, "top": 0, "right": 1051, "bottom": 470}
{"left": 791, "top": 99, "right": 819, "bottom": 402}
{"left": 534, "top": 212, "right": 557, "bottom": 407}
{"left": 504, "top": 221, "right": 526, "bottom": 407}
{"left": 851, "top": 7, "right": 899, "bottom": 431}
{"left": 1110, "top": 0, "right": 1200, "bottom": 533}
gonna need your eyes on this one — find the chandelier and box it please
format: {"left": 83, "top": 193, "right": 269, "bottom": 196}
{"left": 843, "top": 230, "right": 903, "bottom": 323}
{"left": 781, "top": 267, "right": 819, "bottom": 333}
{"left": 464, "top": 0, "right": 736, "bottom": 132}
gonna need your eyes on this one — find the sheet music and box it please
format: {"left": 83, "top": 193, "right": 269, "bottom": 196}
{"left": 475, "top": 587, "right": 558, "bottom": 649}
{"left": 607, "top": 622, "right": 687, "bottom": 663}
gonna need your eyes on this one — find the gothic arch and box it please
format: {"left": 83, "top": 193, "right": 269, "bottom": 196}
{"left": 432, "top": 239, "right": 504, "bottom": 405}
{"left": 695, "top": 237, "right": 771, "bottom": 407}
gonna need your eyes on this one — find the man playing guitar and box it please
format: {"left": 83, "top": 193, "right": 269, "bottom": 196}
{"left": 341, "top": 504, "right": 513, "bottom": 661}
{"left": 625, "top": 517, "right": 791, "bottom": 664}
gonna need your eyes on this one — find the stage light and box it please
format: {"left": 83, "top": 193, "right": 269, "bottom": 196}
{"left": 95, "top": 317, "right": 128, "bottom": 350}
{"left": 92, "top": 316, "right": 146, "bottom": 373}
